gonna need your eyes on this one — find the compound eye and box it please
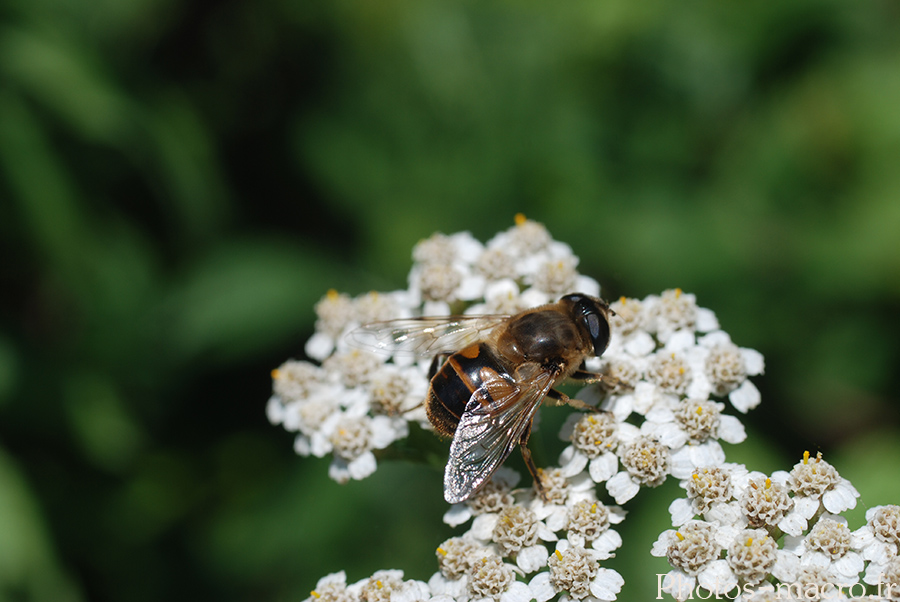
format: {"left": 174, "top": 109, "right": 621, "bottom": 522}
{"left": 583, "top": 310, "right": 610, "bottom": 356}
{"left": 586, "top": 313, "right": 602, "bottom": 340}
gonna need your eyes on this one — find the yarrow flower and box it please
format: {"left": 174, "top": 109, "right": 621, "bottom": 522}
{"left": 269, "top": 217, "right": 618, "bottom": 490}
{"left": 531, "top": 540, "right": 624, "bottom": 602}
{"left": 546, "top": 287, "right": 764, "bottom": 504}
{"left": 269, "top": 218, "right": 764, "bottom": 510}
{"left": 272, "top": 219, "right": 892, "bottom": 602}
{"left": 654, "top": 453, "right": 875, "bottom": 600}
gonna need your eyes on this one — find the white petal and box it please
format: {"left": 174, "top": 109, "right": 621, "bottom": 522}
{"left": 616, "top": 422, "right": 640, "bottom": 443}
{"left": 305, "top": 332, "right": 335, "bottom": 362}
{"left": 624, "top": 331, "right": 656, "bottom": 357}
{"left": 457, "top": 274, "right": 486, "bottom": 301}
{"left": 713, "top": 524, "right": 741, "bottom": 550}
{"left": 516, "top": 545, "right": 549, "bottom": 574}
{"left": 823, "top": 481, "right": 859, "bottom": 513}
{"left": 537, "top": 523, "right": 559, "bottom": 542}
{"left": 500, "top": 581, "right": 534, "bottom": 602}
{"left": 647, "top": 422, "right": 687, "bottom": 449}
{"left": 428, "top": 299, "right": 454, "bottom": 316}
{"left": 865, "top": 506, "right": 883, "bottom": 522}
{"left": 645, "top": 404, "right": 675, "bottom": 424}
{"left": 728, "top": 381, "right": 760, "bottom": 413}
{"left": 347, "top": 451, "right": 377, "bottom": 480}
{"left": 529, "top": 572, "right": 556, "bottom": 602}
{"left": 266, "top": 396, "right": 286, "bottom": 424}
{"left": 316, "top": 571, "right": 348, "bottom": 589}
{"left": 309, "top": 432, "right": 333, "bottom": 457}
{"left": 574, "top": 275, "right": 601, "bottom": 298}
{"left": 801, "top": 551, "right": 831, "bottom": 570}
{"left": 428, "top": 573, "right": 467, "bottom": 597}
{"left": 717, "top": 415, "right": 747, "bottom": 444}
{"left": 293, "top": 434, "right": 312, "bottom": 456}
{"left": 740, "top": 348, "right": 765, "bottom": 376}
{"left": 591, "top": 529, "right": 623, "bottom": 558}
{"left": 695, "top": 308, "right": 719, "bottom": 332}
{"left": 669, "top": 498, "right": 696, "bottom": 526}
{"left": 470, "top": 514, "right": 498, "bottom": 540}
{"left": 568, "top": 471, "right": 596, "bottom": 495}
{"left": 492, "top": 466, "right": 522, "bottom": 489}
{"left": 698, "top": 331, "right": 732, "bottom": 348}
{"left": 392, "top": 581, "right": 430, "bottom": 602}
{"left": 567, "top": 532, "right": 586, "bottom": 548}
{"left": 665, "top": 330, "right": 696, "bottom": 352}
{"left": 772, "top": 550, "right": 799, "bottom": 582}
{"left": 698, "top": 560, "right": 737, "bottom": 596}
{"left": 559, "top": 447, "right": 589, "bottom": 477}
{"left": 606, "top": 472, "right": 640, "bottom": 505}
{"left": 686, "top": 374, "right": 713, "bottom": 402}
{"left": 558, "top": 414, "right": 581, "bottom": 441}
{"left": 589, "top": 567, "right": 624, "bottom": 601}
{"left": 483, "top": 278, "right": 519, "bottom": 300}
{"left": 662, "top": 570, "right": 697, "bottom": 601}
{"left": 328, "top": 458, "right": 351, "bottom": 483}
{"left": 778, "top": 511, "right": 808, "bottom": 537}
{"left": 651, "top": 531, "right": 674, "bottom": 557}
{"left": 696, "top": 440, "right": 725, "bottom": 466}
{"left": 604, "top": 394, "right": 633, "bottom": 421}
{"left": 851, "top": 525, "right": 874, "bottom": 546}
{"left": 589, "top": 453, "right": 619, "bottom": 483}
{"left": 769, "top": 470, "right": 791, "bottom": 486}
{"left": 450, "top": 231, "right": 484, "bottom": 262}
{"left": 794, "top": 496, "right": 821, "bottom": 519}
{"left": 864, "top": 561, "right": 892, "bottom": 586}
{"left": 608, "top": 506, "right": 627, "bottom": 524}
{"left": 781, "top": 534, "right": 805, "bottom": 556}
{"left": 832, "top": 552, "right": 864, "bottom": 581}
{"left": 704, "top": 501, "right": 742, "bottom": 527}
{"left": 669, "top": 442, "right": 725, "bottom": 479}
{"left": 442, "top": 504, "right": 473, "bottom": 527}
{"left": 544, "top": 510, "right": 568, "bottom": 533}
{"left": 631, "top": 382, "right": 660, "bottom": 415}
{"left": 863, "top": 540, "right": 892, "bottom": 565}
{"left": 519, "top": 288, "right": 550, "bottom": 308}
{"left": 369, "top": 416, "right": 408, "bottom": 448}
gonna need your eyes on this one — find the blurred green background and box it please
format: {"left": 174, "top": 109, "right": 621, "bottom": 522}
{"left": 1, "top": 0, "right": 899, "bottom": 600}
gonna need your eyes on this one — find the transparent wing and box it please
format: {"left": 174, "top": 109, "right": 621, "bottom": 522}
{"left": 443, "top": 365, "right": 556, "bottom": 503}
{"left": 348, "top": 315, "right": 509, "bottom": 357}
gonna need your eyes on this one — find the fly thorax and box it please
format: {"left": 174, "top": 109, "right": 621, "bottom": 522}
{"left": 505, "top": 311, "right": 579, "bottom": 362}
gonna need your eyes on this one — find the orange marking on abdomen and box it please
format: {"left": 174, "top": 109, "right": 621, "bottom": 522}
{"left": 459, "top": 344, "right": 480, "bottom": 359}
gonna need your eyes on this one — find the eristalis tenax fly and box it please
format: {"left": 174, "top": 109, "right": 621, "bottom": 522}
{"left": 351, "top": 293, "right": 613, "bottom": 504}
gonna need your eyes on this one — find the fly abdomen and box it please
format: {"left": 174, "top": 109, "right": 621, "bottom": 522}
{"left": 426, "top": 343, "right": 510, "bottom": 437}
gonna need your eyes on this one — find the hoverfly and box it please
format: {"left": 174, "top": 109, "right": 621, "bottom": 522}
{"left": 351, "top": 293, "right": 612, "bottom": 503}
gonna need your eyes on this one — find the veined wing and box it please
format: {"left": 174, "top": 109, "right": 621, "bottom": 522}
{"left": 443, "top": 365, "right": 556, "bottom": 504}
{"left": 348, "top": 315, "right": 508, "bottom": 357}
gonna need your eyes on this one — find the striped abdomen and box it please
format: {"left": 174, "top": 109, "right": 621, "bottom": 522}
{"left": 425, "top": 343, "right": 514, "bottom": 437}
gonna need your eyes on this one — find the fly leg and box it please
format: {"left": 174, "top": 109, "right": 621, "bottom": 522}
{"left": 545, "top": 387, "right": 600, "bottom": 412}
{"left": 518, "top": 420, "right": 547, "bottom": 502}
{"left": 570, "top": 363, "right": 626, "bottom": 391}
{"left": 570, "top": 369, "right": 603, "bottom": 383}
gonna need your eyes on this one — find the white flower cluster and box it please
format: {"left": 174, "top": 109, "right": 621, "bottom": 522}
{"left": 556, "top": 288, "right": 764, "bottom": 505}
{"left": 267, "top": 218, "right": 763, "bottom": 498}
{"left": 652, "top": 452, "right": 900, "bottom": 600}
{"left": 306, "top": 466, "right": 627, "bottom": 602}
{"left": 432, "top": 467, "right": 626, "bottom": 602}
{"left": 269, "top": 218, "right": 782, "bottom": 602}
{"left": 266, "top": 216, "right": 605, "bottom": 487}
